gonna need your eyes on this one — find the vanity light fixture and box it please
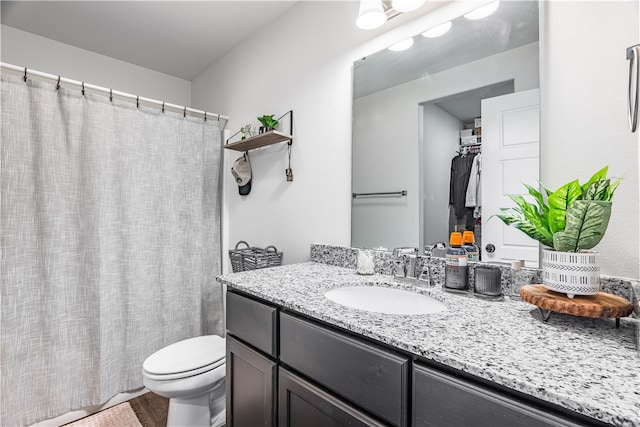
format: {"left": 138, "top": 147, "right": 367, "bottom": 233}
{"left": 388, "top": 37, "right": 414, "bottom": 52}
{"left": 356, "top": 0, "right": 387, "bottom": 30}
{"left": 391, "top": 0, "right": 426, "bottom": 13}
{"left": 463, "top": 0, "right": 500, "bottom": 20}
{"left": 421, "top": 20, "right": 452, "bottom": 38}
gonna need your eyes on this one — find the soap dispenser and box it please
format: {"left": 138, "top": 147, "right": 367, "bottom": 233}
{"left": 444, "top": 232, "right": 469, "bottom": 291}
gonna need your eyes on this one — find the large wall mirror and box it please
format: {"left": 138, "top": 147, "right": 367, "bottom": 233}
{"left": 352, "top": 0, "right": 540, "bottom": 266}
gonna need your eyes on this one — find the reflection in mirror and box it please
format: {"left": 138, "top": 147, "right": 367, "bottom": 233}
{"left": 352, "top": 0, "right": 540, "bottom": 266}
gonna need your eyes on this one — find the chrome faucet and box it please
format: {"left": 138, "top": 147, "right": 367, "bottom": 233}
{"left": 424, "top": 242, "right": 446, "bottom": 257}
{"left": 392, "top": 247, "right": 419, "bottom": 279}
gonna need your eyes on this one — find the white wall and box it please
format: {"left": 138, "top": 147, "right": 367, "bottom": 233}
{"left": 193, "top": 0, "right": 640, "bottom": 280}
{"left": 1, "top": 25, "right": 191, "bottom": 105}
{"left": 352, "top": 83, "right": 420, "bottom": 250}
{"left": 6, "top": 1, "right": 636, "bottom": 279}
{"left": 423, "top": 105, "right": 462, "bottom": 247}
{"left": 352, "top": 43, "right": 538, "bottom": 251}
{"left": 191, "top": 1, "right": 483, "bottom": 269}
{"left": 540, "top": 1, "right": 639, "bottom": 279}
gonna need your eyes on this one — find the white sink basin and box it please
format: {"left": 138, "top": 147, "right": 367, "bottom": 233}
{"left": 324, "top": 285, "right": 447, "bottom": 315}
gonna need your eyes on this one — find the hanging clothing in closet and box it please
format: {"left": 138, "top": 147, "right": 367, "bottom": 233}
{"left": 465, "top": 153, "right": 482, "bottom": 216}
{"left": 464, "top": 152, "right": 482, "bottom": 256}
{"left": 449, "top": 151, "right": 477, "bottom": 231}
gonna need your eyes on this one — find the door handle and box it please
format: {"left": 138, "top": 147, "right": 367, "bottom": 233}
{"left": 627, "top": 44, "right": 640, "bottom": 132}
{"left": 485, "top": 244, "right": 495, "bottom": 253}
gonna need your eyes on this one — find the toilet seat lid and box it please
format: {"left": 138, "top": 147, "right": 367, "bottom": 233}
{"left": 143, "top": 335, "right": 225, "bottom": 376}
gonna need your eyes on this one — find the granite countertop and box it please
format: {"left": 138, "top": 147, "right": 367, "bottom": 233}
{"left": 217, "top": 262, "right": 640, "bottom": 427}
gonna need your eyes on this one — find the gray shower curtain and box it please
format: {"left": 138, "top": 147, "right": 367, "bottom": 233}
{"left": 0, "top": 74, "right": 224, "bottom": 426}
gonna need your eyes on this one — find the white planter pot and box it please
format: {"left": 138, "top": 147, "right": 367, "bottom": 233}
{"left": 542, "top": 249, "right": 600, "bottom": 298}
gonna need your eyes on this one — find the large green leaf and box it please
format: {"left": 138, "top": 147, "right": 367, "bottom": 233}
{"left": 606, "top": 177, "right": 622, "bottom": 201}
{"left": 582, "top": 179, "right": 610, "bottom": 201}
{"left": 552, "top": 200, "right": 612, "bottom": 252}
{"left": 547, "top": 180, "right": 583, "bottom": 233}
{"left": 493, "top": 166, "right": 619, "bottom": 252}
{"left": 581, "top": 166, "right": 609, "bottom": 192}
{"left": 493, "top": 208, "right": 554, "bottom": 248}
{"left": 524, "top": 183, "right": 549, "bottom": 219}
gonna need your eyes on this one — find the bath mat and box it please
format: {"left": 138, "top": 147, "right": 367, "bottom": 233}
{"left": 64, "top": 402, "right": 142, "bottom": 427}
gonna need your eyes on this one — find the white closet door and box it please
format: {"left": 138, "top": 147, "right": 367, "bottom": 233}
{"left": 482, "top": 89, "right": 540, "bottom": 267}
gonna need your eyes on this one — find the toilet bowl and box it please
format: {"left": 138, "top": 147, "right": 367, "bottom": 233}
{"left": 142, "top": 335, "right": 226, "bottom": 427}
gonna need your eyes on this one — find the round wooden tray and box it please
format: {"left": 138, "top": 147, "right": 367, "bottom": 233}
{"left": 520, "top": 285, "right": 634, "bottom": 327}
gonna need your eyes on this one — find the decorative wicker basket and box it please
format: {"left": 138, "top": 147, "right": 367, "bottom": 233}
{"left": 229, "top": 240, "right": 283, "bottom": 272}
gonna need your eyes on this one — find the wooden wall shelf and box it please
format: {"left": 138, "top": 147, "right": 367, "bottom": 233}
{"left": 224, "top": 130, "right": 293, "bottom": 152}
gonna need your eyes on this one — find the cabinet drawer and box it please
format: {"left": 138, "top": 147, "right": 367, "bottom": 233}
{"left": 413, "top": 363, "right": 586, "bottom": 427}
{"left": 280, "top": 312, "right": 409, "bottom": 427}
{"left": 279, "top": 368, "right": 387, "bottom": 427}
{"left": 227, "top": 291, "right": 277, "bottom": 357}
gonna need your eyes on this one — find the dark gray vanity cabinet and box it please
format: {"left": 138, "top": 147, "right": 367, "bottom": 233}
{"left": 226, "top": 291, "right": 406, "bottom": 427}
{"left": 278, "top": 368, "right": 387, "bottom": 427}
{"left": 412, "top": 363, "right": 587, "bottom": 427}
{"left": 226, "top": 292, "right": 278, "bottom": 427}
{"left": 227, "top": 337, "right": 277, "bottom": 427}
{"left": 226, "top": 290, "right": 603, "bottom": 427}
{"left": 226, "top": 291, "right": 278, "bottom": 357}
{"left": 279, "top": 312, "right": 410, "bottom": 427}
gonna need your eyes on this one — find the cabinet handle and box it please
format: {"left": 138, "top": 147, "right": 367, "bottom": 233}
{"left": 627, "top": 44, "right": 640, "bottom": 133}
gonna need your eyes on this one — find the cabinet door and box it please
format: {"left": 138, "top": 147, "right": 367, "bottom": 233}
{"left": 413, "top": 363, "right": 586, "bottom": 427}
{"left": 227, "top": 336, "right": 277, "bottom": 427}
{"left": 280, "top": 312, "right": 409, "bottom": 427}
{"left": 279, "top": 368, "right": 387, "bottom": 427}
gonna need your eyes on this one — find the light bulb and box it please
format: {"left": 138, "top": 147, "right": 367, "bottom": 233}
{"left": 388, "top": 37, "right": 414, "bottom": 52}
{"left": 464, "top": 0, "right": 500, "bottom": 20}
{"left": 421, "top": 21, "right": 452, "bottom": 38}
{"left": 391, "top": 0, "right": 426, "bottom": 13}
{"left": 356, "top": 0, "right": 387, "bottom": 30}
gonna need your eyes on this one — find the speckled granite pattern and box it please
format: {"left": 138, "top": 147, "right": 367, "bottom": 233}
{"left": 310, "top": 244, "right": 637, "bottom": 303}
{"left": 633, "top": 281, "right": 640, "bottom": 358}
{"left": 218, "top": 262, "right": 640, "bottom": 427}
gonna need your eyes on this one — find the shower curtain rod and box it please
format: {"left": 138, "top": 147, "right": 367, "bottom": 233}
{"left": 1, "top": 62, "right": 229, "bottom": 122}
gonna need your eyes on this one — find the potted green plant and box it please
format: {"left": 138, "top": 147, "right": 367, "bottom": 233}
{"left": 257, "top": 115, "right": 279, "bottom": 133}
{"left": 494, "top": 166, "right": 620, "bottom": 298}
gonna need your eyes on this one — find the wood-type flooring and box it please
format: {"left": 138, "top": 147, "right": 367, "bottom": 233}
{"left": 128, "top": 392, "right": 169, "bottom": 427}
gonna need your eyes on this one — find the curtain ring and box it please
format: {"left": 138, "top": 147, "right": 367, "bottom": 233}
{"left": 217, "top": 114, "right": 220, "bottom": 121}
{"left": 23, "top": 67, "right": 27, "bottom": 82}
{"left": 183, "top": 107, "right": 187, "bottom": 118}
{"left": 204, "top": 112, "right": 207, "bottom": 122}
{"left": 136, "top": 96, "right": 140, "bottom": 108}
{"left": 162, "top": 102, "right": 165, "bottom": 113}
{"left": 56, "top": 76, "right": 61, "bottom": 90}
{"left": 109, "top": 89, "right": 113, "bottom": 102}
{"left": 81, "top": 82, "right": 85, "bottom": 96}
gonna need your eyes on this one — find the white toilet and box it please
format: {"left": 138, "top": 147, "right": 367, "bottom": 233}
{"left": 142, "top": 335, "right": 226, "bottom": 427}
